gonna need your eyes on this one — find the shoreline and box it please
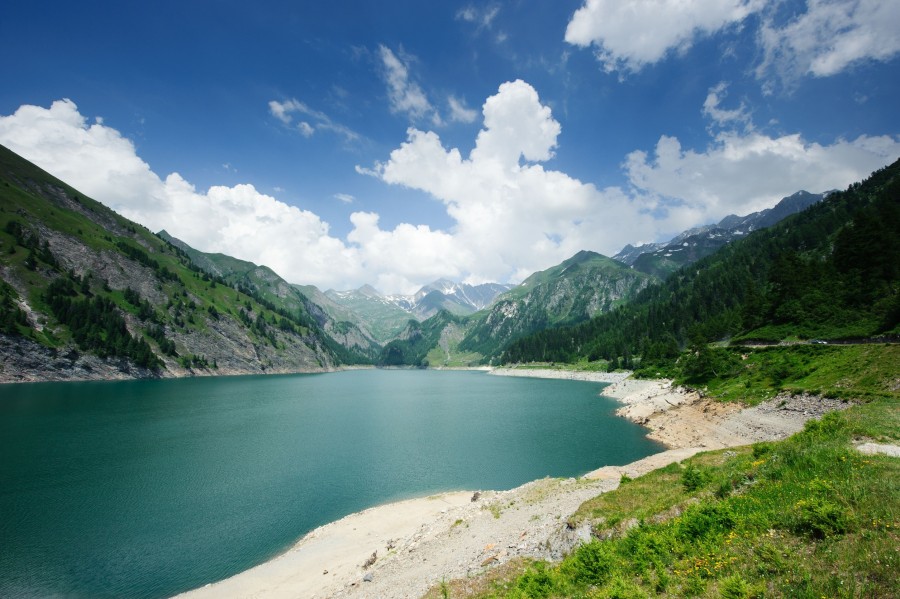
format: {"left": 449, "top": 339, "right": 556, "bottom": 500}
{"left": 176, "top": 369, "right": 850, "bottom": 598}
{"left": 486, "top": 366, "right": 630, "bottom": 384}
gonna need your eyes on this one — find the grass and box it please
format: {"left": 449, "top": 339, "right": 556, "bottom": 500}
{"left": 425, "top": 345, "right": 486, "bottom": 368}
{"left": 676, "top": 344, "right": 900, "bottom": 405}
{"left": 431, "top": 345, "right": 899, "bottom": 598}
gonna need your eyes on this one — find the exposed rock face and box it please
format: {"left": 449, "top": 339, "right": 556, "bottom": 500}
{"left": 0, "top": 335, "right": 159, "bottom": 383}
{"left": 0, "top": 143, "right": 341, "bottom": 383}
{"left": 159, "top": 231, "right": 380, "bottom": 359}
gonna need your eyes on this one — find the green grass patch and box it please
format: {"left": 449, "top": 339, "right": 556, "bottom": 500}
{"left": 677, "top": 344, "right": 899, "bottom": 404}
{"left": 454, "top": 397, "right": 898, "bottom": 598}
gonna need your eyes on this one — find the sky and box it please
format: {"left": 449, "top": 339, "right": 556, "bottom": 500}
{"left": 1, "top": 0, "right": 898, "bottom": 295}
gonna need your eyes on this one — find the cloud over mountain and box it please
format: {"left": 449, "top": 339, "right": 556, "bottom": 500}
{"left": 2, "top": 88, "right": 896, "bottom": 294}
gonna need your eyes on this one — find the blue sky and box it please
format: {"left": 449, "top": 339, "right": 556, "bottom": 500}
{"left": 1, "top": 0, "right": 898, "bottom": 294}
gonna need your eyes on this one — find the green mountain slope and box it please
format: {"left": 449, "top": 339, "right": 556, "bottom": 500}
{"left": 374, "top": 250, "right": 656, "bottom": 366}
{"left": 377, "top": 310, "right": 466, "bottom": 367}
{"left": 0, "top": 144, "right": 349, "bottom": 381}
{"left": 458, "top": 250, "right": 656, "bottom": 360}
{"left": 325, "top": 285, "right": 414, "bottom": 344}
{"left": 158, "top": 232, "right": 379, "bottom": 361}
{"left": 502, "top": 159, "right": 900, "bottom": 366}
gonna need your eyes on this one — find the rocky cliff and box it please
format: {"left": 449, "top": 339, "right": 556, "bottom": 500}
{"left": 0, "top": 144, "right": 341, "bottom": 383}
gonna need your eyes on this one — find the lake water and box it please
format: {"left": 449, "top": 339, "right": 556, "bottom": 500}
{"left": 0, "top": 369, "right": 662, "bottom": 598}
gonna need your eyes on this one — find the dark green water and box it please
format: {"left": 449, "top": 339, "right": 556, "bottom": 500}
{"left": 0, "top": 370, "right": 661, "bottom": 598}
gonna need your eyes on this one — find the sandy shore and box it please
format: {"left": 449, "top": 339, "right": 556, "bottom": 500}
{"left": 176, "top": 371, "right": 849, "bottom": 599}
{"left": 487, "top": 367, "right": 631, "bottom": 384}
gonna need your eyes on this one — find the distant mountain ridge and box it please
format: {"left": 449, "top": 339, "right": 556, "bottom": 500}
{"left": 375, "top": 250, "right": 656, "bottom": 366}
{"left": 614, "top": 191, "right": 826, "bottom": 278}
{"left": 325, "top": 279, "right": 513, "bottom": 343}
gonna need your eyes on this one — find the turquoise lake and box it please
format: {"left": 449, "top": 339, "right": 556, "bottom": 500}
{"left": 0, "top": 369, "right": 662, "bottom": 598}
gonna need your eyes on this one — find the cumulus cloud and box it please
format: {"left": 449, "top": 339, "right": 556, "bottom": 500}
{"left": 378, "top": 45, "right": 441, "bottom": 125}
{"left": 758, "top": 0, "right": 900, "bottom": 83}
{"left": 365, "top": 79, "right": 899, "bottom": 274}
{"left": 366, "top": 80, "right": 658, "bottom": 280}
{"left": 0, "top": 99, "right": 362, "bottom": 290}
{"left": 566, "top": 0, "right": 900, "bottom": 83}
{"left": 624, "top": 131, "right": 900, "bottom": 226}
{"left": 2, "top": 94, "right": 896, "bottom": 295}
{"left": 565, "top": 0, "right": 763, "bottom": 73}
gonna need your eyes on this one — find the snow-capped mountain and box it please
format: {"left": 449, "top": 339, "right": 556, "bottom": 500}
{"left": 614, "top": 190, "right": 826, "bottom": 278}
{"left": 326, "top": 279, "right": 514, "bottom": 338}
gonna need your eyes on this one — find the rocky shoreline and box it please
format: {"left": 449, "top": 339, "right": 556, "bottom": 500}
{"left": 0, "top": 334, "right": 338, "bottom": 384}
{"left": 176, "top": 370, "right": 852, "bottom": 599}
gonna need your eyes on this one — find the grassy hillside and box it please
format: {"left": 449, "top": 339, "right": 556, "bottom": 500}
{"left": 0, "top": 143, "right": 348, "bottom": 378}
{"left": 429, "top": 345, "right": 899, "bottom": 598}
{"left": 325, "top": 286, "right": 414, "bottom": 344}
{"left": 159, "top": 232, "right": 379, "bottom": 361}
{"left": 503, "top": 160, "right": 900, "bottom": 366}
{"left": 375, "top": 251, "right": 655, "bottom": 367}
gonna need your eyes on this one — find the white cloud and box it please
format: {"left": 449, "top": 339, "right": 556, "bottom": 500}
{"left": 447, "top": 96, "right": 477, "bottom": 124}
{"left": 456, "top": 4, "right": 500, "bottom": 29}
{"left": 2, "top": 94, "right": 896, "bottom": 296}
{"left": 268, "top": 99, "right": 360, "bottom": 143}
{"left": 333, "top": 193, "right": 355, "bottom": 204}
{"left": 758, "top": 0, "right": 900, "bottom": 83}
{"left": 378, "top": 45, "right": 439, "bottom": 124}
{"left": 0, "top": 99, "right": 171, "bottom": 218}
{"left": 366, "top": 80, "right": 656, "bottom": 282}
{"left": 702, "top": 82, "right": 753, "bottom": 130}
{"left": 0, "top": 99, "right": 363, "bottom": 290}
{"left": 365, "top": 79, "right": 899, "bottom": 279}
{"left": 565, "top": 0, "right": 763, "bottom": 73}
{"left": 268, "top": 99, "right": 297, "bottom": 124}
{"left": 624, "top": 131, "right": 900, "bottom": 225}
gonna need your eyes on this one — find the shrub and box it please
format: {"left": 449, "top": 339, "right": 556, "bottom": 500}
{"left": 718, "top": 573, "right": 751, "bottom": 599}
{"left": 567, "top": 540, "right": 616, "bottom": 586}
{"left": 681, "top": 463, "right": 707, "bottom": 492}
{"left": 604, "top": 576, "right": 648, "bottom": 599}
{"left": 677, "top": 503, "right": 735, "bottom": 542}
{"left": 516, "top": 562, "right": 555, "bottom": 598}
{"left": 791, "top": 496, "right": 849, "bottom": 539}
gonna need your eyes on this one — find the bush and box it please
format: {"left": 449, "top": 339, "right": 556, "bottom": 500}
{"left": 516, "top": 562, "right": 555, "bottom": 598}
{"left": 567, "top": 540, "right": 616, "bottom": 586}
{"left": 718, "top": 573, "right": 751, "bottom": 599}
{"left": 791, "top": 496, "right": 849, "bottom": 539}
{"left": 604, "top": 576, "right": 648, "bottom": 599}
{"left": 677, "top": 503, "right": 735, "bottom": 542}
{"left": 681, "top": 463, "right": 708, "bottom": 492}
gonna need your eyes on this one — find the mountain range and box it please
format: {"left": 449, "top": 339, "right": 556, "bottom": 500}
{"left": 323, "top": 279, "right": 514, "bottom": 341}
{"left": 613, "top": 190, "right": 825, "bottom": 278}
{"left": 3, "top": 140, "right": 884, "bottom": 383}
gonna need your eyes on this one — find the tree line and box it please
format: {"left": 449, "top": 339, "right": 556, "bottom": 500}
{"left": 502, "top": 159, "right": 900, "bottom": 367}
